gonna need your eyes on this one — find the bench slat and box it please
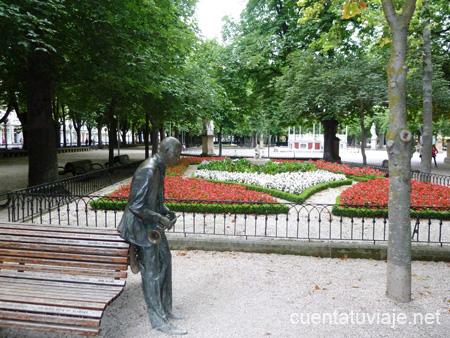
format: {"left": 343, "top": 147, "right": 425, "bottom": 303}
{"left": 1, "top": 234, "right": 128, "bottom": 249}
{"left": 0, "top": 243, "right": 129, "bottom": 261}
{"left": 0, "top": 253, "right": 128, "bottom": 270}
{"left": 0, "top": 294, "right": 105, "bottom": 311}
{"left": 0, "top": 268, "right": 127, "bottom": 286}
{"left": 0, "top": 228, "right": 127, "bottom": 243}
{"left": 0, "top": 319, "right": 99, "bottom": 336}
{"left": 0, "top": 301, "right": 103, "bottom": 317}
{"left": 0, "top": 262, "right": 127, "bottom": 278}
{"left": 0, "top": 276, "right": 124, "bottom": 294}
{"left": 0, "top": 310, "right": 100, "bottom": 327}
{"left": 0, "top": 223, "right": 121, "bottom": 234}
{"left": 0, "top": 286, "right": 120, "bottom": 303}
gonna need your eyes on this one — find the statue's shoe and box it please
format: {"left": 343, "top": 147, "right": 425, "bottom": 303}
{"left": 155, "top": 323, "right": 187, "bottom": 335}
{"left": 167, "top": 312, "right": 184, "bottom": 320}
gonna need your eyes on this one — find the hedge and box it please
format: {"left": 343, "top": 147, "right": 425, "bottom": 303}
{"left": 89, "top": 198, "right": 290, "bottom": 215}
{"left": 332, "top": 196, "right": 450, "bottom": 220}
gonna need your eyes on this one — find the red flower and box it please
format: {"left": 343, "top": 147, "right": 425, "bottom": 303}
{"left": 340, "top": 178, "right": 450, "bottom": 208}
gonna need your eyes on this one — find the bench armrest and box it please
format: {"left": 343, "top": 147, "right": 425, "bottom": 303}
{"left": 58, "top": 166, "right": 68, "bottom": 175}
{"left": 92, "top": 163, "right": 104, "bottom": 169}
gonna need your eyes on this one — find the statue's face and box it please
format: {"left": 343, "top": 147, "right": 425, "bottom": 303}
{"left": 165, "top": 144, "right": 182, "bottom": 166}
{"left": 159, "top": 138, "right": 182, "bottom": 166}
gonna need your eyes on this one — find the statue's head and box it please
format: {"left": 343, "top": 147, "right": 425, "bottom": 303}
{"left": 158, "top": 137, "right": 182, "bottom": 166}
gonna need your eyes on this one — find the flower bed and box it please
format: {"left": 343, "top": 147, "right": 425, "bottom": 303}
{"left": 273, "top": 159, "right": 385, "bottom": 180}
{"left": 333, "top": 178, "right": 450, "bottom": 219}
{"left": 166, "top": 162, "right": 189, "bottom": 176}
{"left": 311, "top": 160, "right": 385, "bottom": 180}
{"left": 199, "top": 158, "right": 385, "bottom": 180}
{"left": 92, "top": 174, "right": 289, "bottom": 214}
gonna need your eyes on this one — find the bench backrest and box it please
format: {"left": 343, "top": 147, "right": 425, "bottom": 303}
{"left": 113, "top": 155, "right": 130, "bottom": 165}
{"left": 64, "top": 159, "right": 93, "bottom": 172}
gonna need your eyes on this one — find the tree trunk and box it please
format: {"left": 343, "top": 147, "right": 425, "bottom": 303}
{"left": 61, "top": 104, "right": 67, "bottom": 147}
{"left": 322, "top": 119, "right": 341, "bottom": 163}
{"left": 218, "top": 125, "right": 223, "bottom": 157}
{"left": 159, "top": 126, "right": 165, "bottom": 142}
{"left": 27, "top": 48, "right": 58, "bottom": 186}
{"left": 107, "top": 100, "right": 117, "bottom": 166}
{"left": 144, "top": 113, "right": 150, "bottom": 159}
{"left": 382, "top": 0, "right": 417, "bottom": 303}
{"left": 358, "top": 100, "right": 367, "bottom": 165}
{"left": 0, "top": 100, "right": 13, "bottom": 124}
{"left": 421, "top": 1, "right": 433, "bottom": 173}
{"left": 15, "top": 105, "right": 28, "bottom": 151}
{"left": 150, "top": 117, "right": 159, "bottom": 156}
{"left": 87, "top": 126, "right": 92, "bottom": 146}
{"left": 97, "top": 120, "right": 103, "bottom": 148}
{"left": 74, "top": 124, "right": 81, "bottom": 147}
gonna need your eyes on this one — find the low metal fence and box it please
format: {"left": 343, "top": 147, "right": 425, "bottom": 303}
{"left": 7, "top": 194, "right": 449, "bottom": 247}
{"left": 5, "top": 160, "right": 142, "bottom": 221}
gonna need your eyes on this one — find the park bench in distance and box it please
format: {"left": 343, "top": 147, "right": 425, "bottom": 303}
{"left": 105, "top": 154, "right": 131, "bottom": 167}
{"left": 59, "top": 159, "right": 104, "bottom": 176}
{"left": 0, "top": 222, "right": 129, "bottom": 336}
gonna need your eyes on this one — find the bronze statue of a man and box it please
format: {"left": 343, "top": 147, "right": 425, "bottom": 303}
{"left": 118, "top": 137, "right": 186, "bottom": 335}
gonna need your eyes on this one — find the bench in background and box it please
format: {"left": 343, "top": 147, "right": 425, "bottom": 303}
{"left": 105, "top": 154, "right": 131, "bottom": 168}
{"left": 114, "top": 154, "right": 130, "bottom": 166}
{"left": 59, "top": 160, "right": 104, "bottom": 176}
{"left": 0, "top": 222, "right": 129, "bottom": 336}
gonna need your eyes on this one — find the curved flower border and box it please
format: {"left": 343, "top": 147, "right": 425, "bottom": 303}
{"left": 194, "top": 169, "right": 347, "bottom": 195}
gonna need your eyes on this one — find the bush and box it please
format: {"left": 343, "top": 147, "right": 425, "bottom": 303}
{"left": 89, "top": 198, "right": 290, "bottom": 215}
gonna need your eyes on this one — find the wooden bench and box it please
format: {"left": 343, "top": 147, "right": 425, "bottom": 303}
{"left": 113, "top": 154, "right": 130, "bottom": 166}
{"left": 0, "top": 222, "right": 129, "bottom": 336}
{"left": 59, "top": 160, "right": 104, "bottom": 176}
{"left": 105, "top": 154, "right": 131, "bottom": 168}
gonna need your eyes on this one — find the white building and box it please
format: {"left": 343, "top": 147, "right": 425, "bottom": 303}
{"left": 0, "top": 109, "right": 23, "bottom": 149}
{"left": 287, "top": 125, "right": 348, "bottom": 151}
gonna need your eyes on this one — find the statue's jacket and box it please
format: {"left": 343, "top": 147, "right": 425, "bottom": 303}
{"left": 118, "top": 155, "right": 169, "bottom": 247}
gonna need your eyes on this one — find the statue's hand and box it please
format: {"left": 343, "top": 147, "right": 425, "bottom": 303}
{"left": 167, "top": 211, "right": 177, "bottom": 222}
{"left": 160, "top": 216, "right": 175, "bottom": 230}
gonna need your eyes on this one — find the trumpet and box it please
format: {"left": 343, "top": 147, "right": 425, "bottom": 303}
{"left": 147, "top": 227, "right": 163, "bottom": 244}
{"left": 147, "top": 215, "right": 179, "bottom": 244}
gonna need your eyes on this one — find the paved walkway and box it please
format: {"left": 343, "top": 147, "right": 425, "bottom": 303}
{"left": 1, "top": 146, "right": 448, "bottom": 194}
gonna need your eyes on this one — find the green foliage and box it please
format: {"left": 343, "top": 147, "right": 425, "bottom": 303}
{"left": 198, "top": 158, "right": 318, "bottom": 174}
{"left": 166, "top": 202, "right": 290, "bottom": 215}
{"left": 89, "top": 198, "right": 290, "bottom": 215}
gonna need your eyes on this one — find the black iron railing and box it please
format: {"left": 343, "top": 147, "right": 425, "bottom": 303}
{"left": 5, "top": 160, "right": 142, "bottom": 220}
{"left": 7, "top": 194, "right": 449, "bottom": 246}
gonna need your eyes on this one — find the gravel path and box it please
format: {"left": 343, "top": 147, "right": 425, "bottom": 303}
{"left": 2, "top": 251, "right": 449, "bottom": 338}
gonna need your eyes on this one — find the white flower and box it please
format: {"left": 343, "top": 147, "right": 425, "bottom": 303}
{"left": 194, "top": 170, "right": 346, "bottom": 195}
